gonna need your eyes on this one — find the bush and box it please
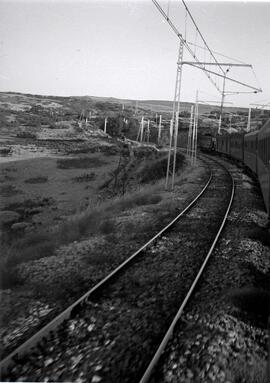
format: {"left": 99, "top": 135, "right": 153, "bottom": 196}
{"left": 1, "top": 180, "right": 164, "bottom": 289}
{"left": 73, "top": 173, "right": 96, "bottom": 182}
{"left": 56, "top": 189, "right": 161, "bottom": 243}
{"left": 0, "top": 261, "right": 21, "bottom": 289}
{"left": 6, "top": 241, "right": 56, "bottom": 269}
{"left": 139, "top": 153, "right": 185, "bottom": 183}
{"left": 57, "top": 157, "right": 106, "bottom": 169}
{"left": 98, "top": 219, "right": 115, "bottom": 235}
{"left": 16, "top": 131, "right": 37, "bottom": 139}
{"left": 24, "top": 176, "right": 48, "bottom": 184}
{"left": 248, "top": 227, "right": 270, "bottom": 247}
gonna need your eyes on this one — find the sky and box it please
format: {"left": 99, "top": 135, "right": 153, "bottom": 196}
{"left": 0, "top": 0, "right": 270, "bottom": 107}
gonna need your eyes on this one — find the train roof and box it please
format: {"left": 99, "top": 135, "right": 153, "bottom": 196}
{"left": 258, "top": 118, "right": 270, "bottom": 139}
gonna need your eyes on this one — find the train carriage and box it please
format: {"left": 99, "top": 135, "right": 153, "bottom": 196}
{"left": 230, "top": 133, "right": 244, "bottom": 162}
{"left": 257, "top": 119, "right": 270, "bottom": 216}
{"left": 198, "top": 134, "right": 216, "bottom": 151}
{"left": 214, "top": 118, "right": 269, "bottom": 217}
{"left": 216, "top": 134, "right": 230, "bottom": 155}
{"left": 244, "top": 130, "right": 258, "bottom": 174}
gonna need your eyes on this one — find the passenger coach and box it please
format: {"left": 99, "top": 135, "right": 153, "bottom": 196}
{"left": 257, "top": 119, "right": 270, "bottom": 216}
{"left": 216, "top": 119, "right": 270, "bottom": 217}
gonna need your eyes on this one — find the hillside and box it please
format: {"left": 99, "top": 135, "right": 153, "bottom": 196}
{"left": 1, "top": 92, "right": 269, "bottom": 140}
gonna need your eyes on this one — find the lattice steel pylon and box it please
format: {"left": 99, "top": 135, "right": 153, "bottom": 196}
{"left": 165, "top": 39, "right": 184, "bottom": 190}
{"left": 187, "top": 105, "right": 194, "bottom": 156}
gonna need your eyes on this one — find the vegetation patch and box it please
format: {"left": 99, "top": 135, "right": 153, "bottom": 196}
{"left": 56, "top": 156, "right": 107, "bottom": 169}
{"left": 138, "top": 153, "right": 185, "bottom": 183}
{"left": 73, "top": 172, "right": 96, "bottom": 182}
{"left": 24, "top": 176, "right": 48, "bottom": 184}
{"left": 5, "top": 197, "right": 54, "bottom": 212}
{"left": 57, "top": 190, "right": 161, "bottom": 244}
{"left": 0, "top": 184, "right": 22, "bottom": 197}
{"left": 0, "top": 185, "right": 163, "bottom": 289}
{"left": 248, "top": 227, "right": 270, "bottom": 247}
{"left": 0, "top": 235, "right": 55, "bottom": 289}
{"left": 2, "top": 166, "right": 17, "bottom": 173}
{"left": 16, "top": 131, "right": 37, "bottom": 139}
{"left": 0, "top": 174, "right": 14, "bottom": 183}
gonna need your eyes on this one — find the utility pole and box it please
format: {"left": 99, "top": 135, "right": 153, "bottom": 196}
{"left": 147, "top": 120, "right": 150, "bottom": 143}
{"left": 165, "top": 39, "right": 184, "bottom": 190}
{"left": 135, "top": 100, "right": 138, "bottom": 115}
{"left": 248, "top": 103, "right": 270, "bottom": 132}
{"left": 136, "top": 122, "right": 141, "bottom": 141}
{"left": 229, "top": 114, "right": 232, "bottom": 133}
{"left": 191, "top": 91, "right": 199, "bottom": 165}
{"left": 140, "top": 116, "right": 144, "bottom": 142}
{"left": 247, "top": 107, "right": 252, "bottom": 132}
{"left": 158, "top": 115, "right": 162, "bottom": 144}
{"left": 187, "top": 105, "right": 194, "bottom": 156}
{"left": 166, "top": 119, "right": 174, "bottom": 189}
{"left": 218, "top": 67, "right": 230, "bottom": 134}
{"left": 171, "top": 40, "right": 184, "bottom": 189}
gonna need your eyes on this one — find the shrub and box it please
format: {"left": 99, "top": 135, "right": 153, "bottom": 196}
{"left": 0, "top": 185, "right": 21, "bottom": 197}
{"left": 73, "top": 173, "right": 96, "bottom": 182}
{"left": 98, "top": 219, "right": 115, "bottom": 235}
{"left": 16, "top": 131, "right": 37, "bottom": 139}
{"left": 57, "top": 157, "right": 106, "bottom": 169}
{"left": 248, "top": 228, "right": 270, "bottom": 247}
{"left": 1, "top": 180, "right": 164, "bottom": 289}
{"left": 139, "top": 153, "right": 185, "bottom": 183}
{"left": 0, "top": 260, "right": 21, "bottom": 289}
{"left": 24, "top": 176, "right": 48, "bottom": 184}
{"left": 6, "top": 241, "right": 56, "bottom": 269}
{"left": 229, "top": 287, "right": 270, "bottom": 324}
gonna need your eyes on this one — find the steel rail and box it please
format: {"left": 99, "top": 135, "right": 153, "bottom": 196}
{"left": 0, "top": 169, "right": 213, "bottom": 375}
{"left": 139, "top": 160, "right": 235, "bottom": 383}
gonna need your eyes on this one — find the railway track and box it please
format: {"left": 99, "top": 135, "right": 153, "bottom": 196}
{"left": 139, "top": 155, "right": 235, "bottom": 383}
{"left": 1, "top": 155, "right": 234, "bottom": 382}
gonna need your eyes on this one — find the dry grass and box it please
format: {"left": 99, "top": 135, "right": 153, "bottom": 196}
{"left": 57, "top": 187, "right": 162, "bottom": 243}
{"left": 0, "top": 183, "right": 163, "bottom": 289}
{"left": 1, "top": 152, "right": 189, "bottom": 292}
{"left": 0, "top": 234, "right": 56, "bottom": 288}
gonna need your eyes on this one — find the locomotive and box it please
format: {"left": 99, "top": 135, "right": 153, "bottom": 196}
{"left": 213, "top": 119, "right": 270, "bottom": 217}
